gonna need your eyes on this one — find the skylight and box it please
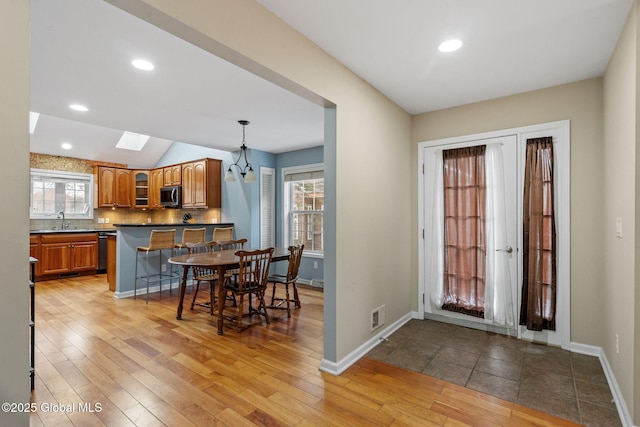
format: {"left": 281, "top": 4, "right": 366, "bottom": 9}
{"left": 116, "top": 131, "right": 150, "bottom": 151}
{"left": 29, "top": 111, "right": 40, "bottom": 134}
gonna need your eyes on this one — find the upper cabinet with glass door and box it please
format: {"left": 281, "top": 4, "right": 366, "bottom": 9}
{"left": 132, "top": 170, "right": 149, "bottom": 208}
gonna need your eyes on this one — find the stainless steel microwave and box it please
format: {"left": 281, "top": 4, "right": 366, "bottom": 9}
{"left": 160, "top": 185, "right": 182, "bottom": 208}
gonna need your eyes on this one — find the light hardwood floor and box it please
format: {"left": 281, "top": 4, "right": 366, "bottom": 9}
{"left": 30, "top": 275, "right": 581, "bottom": 426}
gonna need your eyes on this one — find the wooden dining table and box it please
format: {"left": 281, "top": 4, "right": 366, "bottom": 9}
{"left": 168, "top": 247, "right": 290, "bottom": 334}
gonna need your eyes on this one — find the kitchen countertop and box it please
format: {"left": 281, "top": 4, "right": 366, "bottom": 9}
{"left": 30, "top": 228, "right": 114, "bottom": 234}
{"left": 113, "top": 223, "right": 233, "bottom": 227}
{"left": 30, "top": 223, "right": 233, "bottom": 233}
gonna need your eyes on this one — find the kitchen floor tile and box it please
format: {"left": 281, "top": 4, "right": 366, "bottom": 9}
{"left": 422, "top": 357, "right": 472, "bottom": 386}
{"left": 466, "top": 369, "right": 520, "bottom": 402}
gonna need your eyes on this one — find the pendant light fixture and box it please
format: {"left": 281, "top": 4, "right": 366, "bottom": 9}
{"left": 224, "top": 120, "right": 256, "bottom": 183}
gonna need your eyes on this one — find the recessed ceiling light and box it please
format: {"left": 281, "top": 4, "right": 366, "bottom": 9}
{"left": 131, "top": 59, "right": 155, "bottom": 71}
{"left": 61, "top": 142, "right": 72, "bottom": 150}
{"left": 69, "top": 104, "right": 88, "bottom": 112}
{"left": 438, "top": 39, "right": 463, "bottom": 53}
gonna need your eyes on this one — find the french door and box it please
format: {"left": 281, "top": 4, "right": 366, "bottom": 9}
{"left": 418, "top": 121, "right": 570, "bottom": 348}
{"left": 423, "top": 135, "right": 519, "bottom": 333}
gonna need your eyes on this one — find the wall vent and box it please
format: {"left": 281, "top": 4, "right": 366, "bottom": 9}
{"left": 371, "top": 304, "right": 385, "bottom": 331}
{"left": 310, "top": 279, "right": 324, "bottom": 288}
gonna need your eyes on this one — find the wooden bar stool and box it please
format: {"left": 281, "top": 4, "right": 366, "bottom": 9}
{"left": 175, "top": 227, "right": 206, "bottom": 252}
{"left": 134, "top": 229, "right": 178, "bottom": 304}
{"left": 212, "top": 226, "right": 233, "bottom": 241}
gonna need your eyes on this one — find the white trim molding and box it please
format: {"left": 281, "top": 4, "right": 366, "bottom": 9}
{"left": 319, "top": 312, "right": 415, "bottom": 375}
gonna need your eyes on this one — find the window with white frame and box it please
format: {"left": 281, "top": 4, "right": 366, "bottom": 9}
{"left": 283, "top": 164, "right": 324, "bottom": 256}
{"left": 30, "top": 169, "right": 93, "bottom": 219}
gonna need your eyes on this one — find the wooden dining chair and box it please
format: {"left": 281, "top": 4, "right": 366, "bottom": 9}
{"left": 220, "top": 247, "right": 274, "bottom": 332}
{"left": 186, "top": 241, "right": 219, "bottom": 314}
{"left": 268, "top": 244, "right": 304, "bottom": 317}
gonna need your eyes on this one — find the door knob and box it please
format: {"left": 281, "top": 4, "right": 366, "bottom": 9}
{"left": 496, "top": 245, "right": 513, "bottom": 254}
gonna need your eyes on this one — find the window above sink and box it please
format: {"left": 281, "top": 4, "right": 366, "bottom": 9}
{"left": 30, "top": 169, "right": 94, "bottom": 220}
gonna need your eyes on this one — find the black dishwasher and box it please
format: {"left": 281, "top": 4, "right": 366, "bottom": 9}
{"left": 97, "top": 232, "right": 109, "bottom": 273}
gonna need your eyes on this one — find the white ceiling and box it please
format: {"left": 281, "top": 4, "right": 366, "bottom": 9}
{"left": 29, "top": 0, "right": 325, "bottom": 169}
{"left": 30, "top": 0, "right": 633, "bottom": 168}
{"left": 257, "top": 0, "right": 633, "bottom": 114}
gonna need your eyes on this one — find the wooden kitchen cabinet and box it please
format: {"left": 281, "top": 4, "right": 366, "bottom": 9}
{"left": 149, "top": 168, "right": 165, "bottom": 209}
{"left": 30, "top": 234, "right": 41, "bottom": 276}
{"left": 132, "top": 170, "right": 149, "bottom": 208}
{"left": 107, "top": 234, "right": 117, "bottom": 291}
{"left": 163, "top": 164, "right": 182, "bottom": 186}
{"left": 181, "top": 158, "right": 221, "bottom": 208}
{"left": 181, "top": 162, "right": 195, "bottom": 206}
{"left": 39, "top": 233, "right": 98, "bottom": 277}
{"left": 96, "top": 166, "right": 132, "bottom": 208}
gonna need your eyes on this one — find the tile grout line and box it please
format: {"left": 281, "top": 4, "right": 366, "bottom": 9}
{"left": 515, "top": 342, "right": 526, "bottom": 406}
{"left": 569, "top": 354, "right": 583, "bottom": 425}
{"left": 463, "top": 346, "right": 480, "bottom": 388}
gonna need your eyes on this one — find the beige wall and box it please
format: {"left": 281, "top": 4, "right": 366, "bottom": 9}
{"left": 603, "top": 2, "right": 638, "bottom": 421}
{"left": 109, "top": 0, "right": 413, "bottom": 362}
{"left": 0, "top": 1, "right": 30, "bottom": 426}
{"left": 412, "top": 78, "right": 605, "bottom": 347}
{"left": 10, "top": 2, "right": 638, "bottom": 423}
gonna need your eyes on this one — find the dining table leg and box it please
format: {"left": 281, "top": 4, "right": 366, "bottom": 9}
{"left": 176, "top": 265, "right": 189, "bottom": 320}
{"left": 216, "top": 265, "right": 227, "bottom": 334}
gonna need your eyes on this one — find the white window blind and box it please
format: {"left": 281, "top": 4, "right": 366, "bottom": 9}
{"left": 260, "top": 167, "right": 275, "bottom": 247}
{"left": 284, "top": 170, "right": 324, "bottom": 182}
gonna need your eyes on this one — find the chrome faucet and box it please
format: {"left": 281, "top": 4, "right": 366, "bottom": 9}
{"left": 57, "top": 210, "right": 69, "bottom": 230}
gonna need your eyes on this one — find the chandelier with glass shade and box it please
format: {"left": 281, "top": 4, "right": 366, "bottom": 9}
{"left": 224, "top": 120, "right": 256, "bottom": 183}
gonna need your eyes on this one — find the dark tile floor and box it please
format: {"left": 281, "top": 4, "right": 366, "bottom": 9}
{"left": 366, "top": 319, "right": 622, "bottom": 427}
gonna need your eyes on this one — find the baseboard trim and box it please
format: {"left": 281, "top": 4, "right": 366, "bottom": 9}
{"left": 319, "top": 312, "right": 414, "bottom": 376}
{"left": 569, "top": 341, "right": 600, "bottom": 357}
{"left": 593, "top": 347, "right": 634, "bottom": 427}
{"left": 113, "top": 280, "right": 184, "bottom": 299}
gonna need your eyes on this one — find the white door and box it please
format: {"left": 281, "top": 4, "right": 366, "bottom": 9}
{"left": 419, "top": 121, "right": 570, "bottom": 348}
{"left": 422, "top": 135, "right": 519, "bottom": 333}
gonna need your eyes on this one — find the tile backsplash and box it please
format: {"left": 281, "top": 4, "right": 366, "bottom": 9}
{"left": 31, "top": 207, "right": 222, "bottom": 231}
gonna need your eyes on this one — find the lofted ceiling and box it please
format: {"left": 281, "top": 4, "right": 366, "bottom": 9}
{"left": 30, "top": 0, "right": 633, "bottom": 169}
{"left": 29, "top": 0, "right": 326, "bottom": 169}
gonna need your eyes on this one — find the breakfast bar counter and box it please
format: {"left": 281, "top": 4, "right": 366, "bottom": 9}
{"left": 111, "top": 222, "right": 234, "bottom": 297}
